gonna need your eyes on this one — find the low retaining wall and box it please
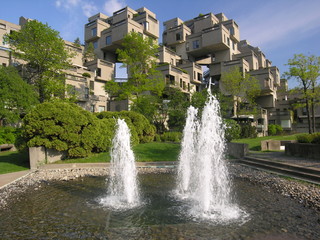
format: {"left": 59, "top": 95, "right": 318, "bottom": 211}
{"left": 227, "top": 142, "right": 248, "bottom": 159}
{"left": 285, "top": 143, "right": 320, "bottom": 160}
{"left": 29, "top": 147, "right": 67, "bottom": 169}
{"left": 261, "top": 140, "right": 297, "bottom": 151}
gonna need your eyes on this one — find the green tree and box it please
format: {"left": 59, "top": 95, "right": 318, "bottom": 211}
{"left": 0, "top": 66, "right": 38, "bottom": 125}
{"left": 83, "top": 42, "right": 96, "bottom": 62}
{"left": 284, "top": 54, "right": 320, "bottom": 133}
{"left": 5, "top": 20, "right": 72, "bottom": 103}
{"left": 73, "top": 37, "right": 81, "bottom": 47}
{"left": 220, "top": 66, "right": 260, "bottom": 119}
{"left": 105, "top": 32, "right": 164, "bottom": 100}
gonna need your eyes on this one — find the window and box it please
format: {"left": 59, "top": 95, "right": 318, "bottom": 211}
{"left": 171, "top": 58, "right": 175, "bottom": 65}
{"left": 2, "top": 63, "right": 6, "bottom": 67}
{"left": 90, "top": 105, "right": 95, "bottom": 112}
{"left": 143, "top": 21, "right": 149, "bottom": 30}
{"left": 90, "top": 81, "right": 94, "bottom": 91}
{"left": 180, "top": 79, "right": 183, "bottom": 88}
{"left": 96, "top": 68, "right": 101, "bottom": 77}
{"left": 93, "top": 40, "right": 98, "bottom": 49}
{"left": 193, "top": 40, "right": 199, "bottom": 49}
{"left": 85, "top": 87, "right": 89, "bottom": 99}
{"left": 176, "top": 32, "right": 181, "bottom": 41}
{"left": 227, "top": 37, "right": 230, "bottom": 46}
{"left": 0, "top": 23, "right": 6, "bottom": 29}
{"left": 106, "top": 36, "right": 112, "bottom": 45}
{"left": 183, "top": 81, "right": 186, "bottom": 90}
{"left": 186, "top": 42, "right": 189, "bottom": 51}
{"left": 197, "top": 72, "right": 202, "bottom": 81}
{"left": 188, "top": 83, "right": 190, "bottom": 92}
{"left": 99, "top": 106, "right": 105, "bottom": 112}
{"left": 91, "top": 27, "right": 97, "bottom": 36}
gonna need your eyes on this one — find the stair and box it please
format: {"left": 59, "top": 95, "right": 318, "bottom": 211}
{"left": 240, "top": 156, "right": 320, "bottom": 184}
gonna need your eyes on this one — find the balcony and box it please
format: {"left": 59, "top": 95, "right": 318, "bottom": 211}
{"left": 201, "top": 24, "right": 230, "bottom": 51}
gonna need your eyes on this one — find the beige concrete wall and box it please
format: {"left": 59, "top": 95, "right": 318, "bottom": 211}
{"left": 29, "top": 147, "right": 66, "bottom": 169}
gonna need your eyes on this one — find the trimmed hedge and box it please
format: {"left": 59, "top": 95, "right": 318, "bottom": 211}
{"left": 296, "top": 132, "right": 320, "bottom": 144}
{"left": 156, "top": 132, "right": 182, "bottom": 143}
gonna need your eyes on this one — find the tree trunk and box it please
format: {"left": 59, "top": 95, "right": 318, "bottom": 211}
{"left": 305, "top": 97, "right": 312, "bottom": 134}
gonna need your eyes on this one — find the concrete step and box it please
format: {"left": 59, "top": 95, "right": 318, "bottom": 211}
{"left": 240, "top": 157, "right": 320, "bottom": 184}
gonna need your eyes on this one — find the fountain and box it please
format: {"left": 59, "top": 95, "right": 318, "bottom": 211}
{"left": 176, "top": 88, "right": 245, "bottom": 222}
{"left": 99, "top": 118, "right": 141, "bottom": 210}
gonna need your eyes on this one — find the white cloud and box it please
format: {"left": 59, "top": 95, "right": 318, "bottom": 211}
{"left": 238, "top": 1, "right": 320, "bottom": 50}
{"left": 103, "top": 0, "right": 126, "bottom": 16}
{"left": 82, "top": 3, "right": 98, "bottom": 17}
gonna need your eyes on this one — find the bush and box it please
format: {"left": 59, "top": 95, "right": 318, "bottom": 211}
{"left": 297, "top": 132, "right": 320, "bottom": 144}
{"left": 224, "top": 119, "right": 241, "bottom": 142}
{"left": 96, "top": 111, "right": 156, "bottom": 143}
{"left": 0, "top": 126, "right": 18, "bottom": 144}
{"left": 268, "top": 124, "right": 283, "bottom": 136}
{"left": 240, "top": 124, "right": 257, "bottom": 138}
{"left": 160, "top": 132, "right": 182, "bottom": 143}
{"left": 23, "top": 101, "right": 114, "bottom": 158}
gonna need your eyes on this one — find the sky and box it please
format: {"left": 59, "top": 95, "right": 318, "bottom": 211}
{"left": 1, "top": 0, "right": 320, "bottom": 89}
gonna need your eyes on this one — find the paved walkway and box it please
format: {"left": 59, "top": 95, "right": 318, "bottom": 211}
{"left": 0, "top": 170, "right": 31, "bottom": 189}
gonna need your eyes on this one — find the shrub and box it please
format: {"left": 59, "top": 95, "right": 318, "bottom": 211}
{"left": 240, "top": 124, "right": 257, "bottom": 138}
{"left": 296, "top": 134, "right": 313, "bottom": 143}
{"left": 82, "top": 72, "right": 91, "bottom": 78}
{"left": 224, "top": 119, "right": 241, "bottom": 142}
{"left": 154, "top": 134, "right": 161, "bottom": 142}
{"left": 96, "top": 111, "right": 156, "bottom": 143}
{"left": 0, "top": 126, "right": 18, "bottom": 144}
{"left": 22, "top": 101, "right": 114, "bottom": 158}
{"left": 160, "top": 132, "right": 182, "bottom": 143}
{"left": 268, "top": 124, "right": 283, "bottom": 136}
{"left": 311, "top": 132, "right": 320, "bottom": 144}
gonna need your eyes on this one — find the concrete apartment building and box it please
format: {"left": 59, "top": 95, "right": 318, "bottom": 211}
{"left": 2, "top": 6, "right": 316, "bottom": 134}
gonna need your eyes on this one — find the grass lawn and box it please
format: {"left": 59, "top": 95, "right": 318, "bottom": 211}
{"left": 55, "top": 142, "right": 181, "bottom": 164}
{"left": 232, "top": 134, "right": 300, "bottom": 151}
{"left": 0, "top": 151, "right": 30, "bottom": 174}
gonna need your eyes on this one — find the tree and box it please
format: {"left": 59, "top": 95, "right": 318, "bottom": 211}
{"left": 284, "top": 54, "right": 320, "bottom": 133}
{"left": 220, "top": 66, "right": 260, "bottom": 119}
{"left": 0, "top": 66, "right": 38, "bottom": 125}
{"left": 73, "top": 37, "right": 81, "bottom": 47}
{"left": 105, "top": 32, "right": 164, "bottom": 100}
{"left": 4, "top": 20, "right": 72, "bottom": 103}
{"left": 83, "top": 42, "right": 96, "bottom": 62}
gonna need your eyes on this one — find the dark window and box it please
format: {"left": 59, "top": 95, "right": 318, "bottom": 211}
{"left": 193, "top": 40, "right": 200, "bottom": 49}
{"left": 85, "top": 87, "right": 89, "bottom": 99}
{"left": 176, "top": 32, "right": 181, "bottom": 41}
{"left": 96, "top": 68, "right": 101, "bottom": 77}
{"left": 106, "top": 36, "right": 112, "bottom": 45}
{"left": 91, "top": 27, "right": 97, "bottom": 36}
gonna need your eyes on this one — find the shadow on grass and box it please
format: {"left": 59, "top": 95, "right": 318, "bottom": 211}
{"left": 0, "top": 150, "right": 30, "bottom": 174}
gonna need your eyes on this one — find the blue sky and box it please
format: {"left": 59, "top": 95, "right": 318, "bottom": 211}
{"left": 2, "top": 0, "right": 320, "bottom": 89}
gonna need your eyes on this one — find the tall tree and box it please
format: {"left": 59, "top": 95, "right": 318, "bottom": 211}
{"left": 4, "top": 20, "right": 72, "bottom": 103}
{"left": 73, "top": 37, "right": 81, "bottom": 47}
{"left": 220, "top": 66, "right": 260, "bottom": 119}
{"left": 83, "top": 42, "right": 96, "bottom": 62}
{"left": 105, "top": 32, "right": 164, "bottom": 100}
{"left": 284, "top": 54, "right": 320, "bottom": 133}
{"left": 0, "top": 66, "right": 38, "bottom": 125}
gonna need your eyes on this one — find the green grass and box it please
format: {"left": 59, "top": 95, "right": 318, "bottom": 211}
{"left": 232, "top": 134, "right": 300, "bottom": 151}
{"left": 0, "top": 151, "right": 30, "bottom": 174}
{"left": 55, "top": 142, "right": 180, "bottom": 164}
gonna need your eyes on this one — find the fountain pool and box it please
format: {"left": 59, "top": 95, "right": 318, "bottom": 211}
{"left": 0, "top": 172, "right": 319, "bottom": 239}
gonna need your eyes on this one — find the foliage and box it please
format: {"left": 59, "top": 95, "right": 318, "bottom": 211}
{"left": 284, "top": 54, "right": 320, "bottom": 133}
{"left": 5, "top": 20, "right": 73, "bottom": 103}
{"left": 296, "top": 132, "right": 320, "bottom": 144}
{"left": 159, "top": 132, "right": 182, "bottom": 143}
{"left": 82, "top": 72, "right": 91, "bottom": 78}
{"left": 268, "top": 124, "right": 283, "bottom": 136}
{"left": 166, "top": 88, "right": 190, "bottom": 132}
{"left": 0, "top": 126, "right": 19, "bottom": 144}
{"left": 96, "top": 110, "right": 156, "bottom": 143}
{"left": 73, "top": 37, "right": 81, "bottom": 47}
{"left": 22, "top": 101, "right": 114, "bottom": 158}
{"left": 105, "top": 32, "right": 164, "bottom": 99}
{"left": 220, "top": 66, "right": 260, "bottom": 117}
{"left": 240, "top": 124, "right": 257, "bottom": 139}
{"left": 224, "top": 119, "right": 241, "bottom": 142}
{"left": 83, "top": 42, "right": 96, "bottom": 62}
{"left": 0, "top": 66, "right": 38, "bottom": 124}
{"left": 130, "top": 95, "right": 160, "bottom": 123}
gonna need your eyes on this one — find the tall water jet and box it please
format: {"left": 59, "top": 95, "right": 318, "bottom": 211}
{"left": 176, "top": 89, "right": 245, "bottom": 222}
{"left": 100, "top": 118, "right": 140, "bottom": 210}
{"left": 176, "top": 106, "right": 198, "bottom": 195}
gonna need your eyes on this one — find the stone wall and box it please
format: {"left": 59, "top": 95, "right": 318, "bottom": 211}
{"left": 285, "top": 143, "right": 320, "bottom": 160}
{"left": 29, "top": 147, "right": 67, "bottom": 169}
{"left": 227, "top": 142, "right": 248, "bottom": 159}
